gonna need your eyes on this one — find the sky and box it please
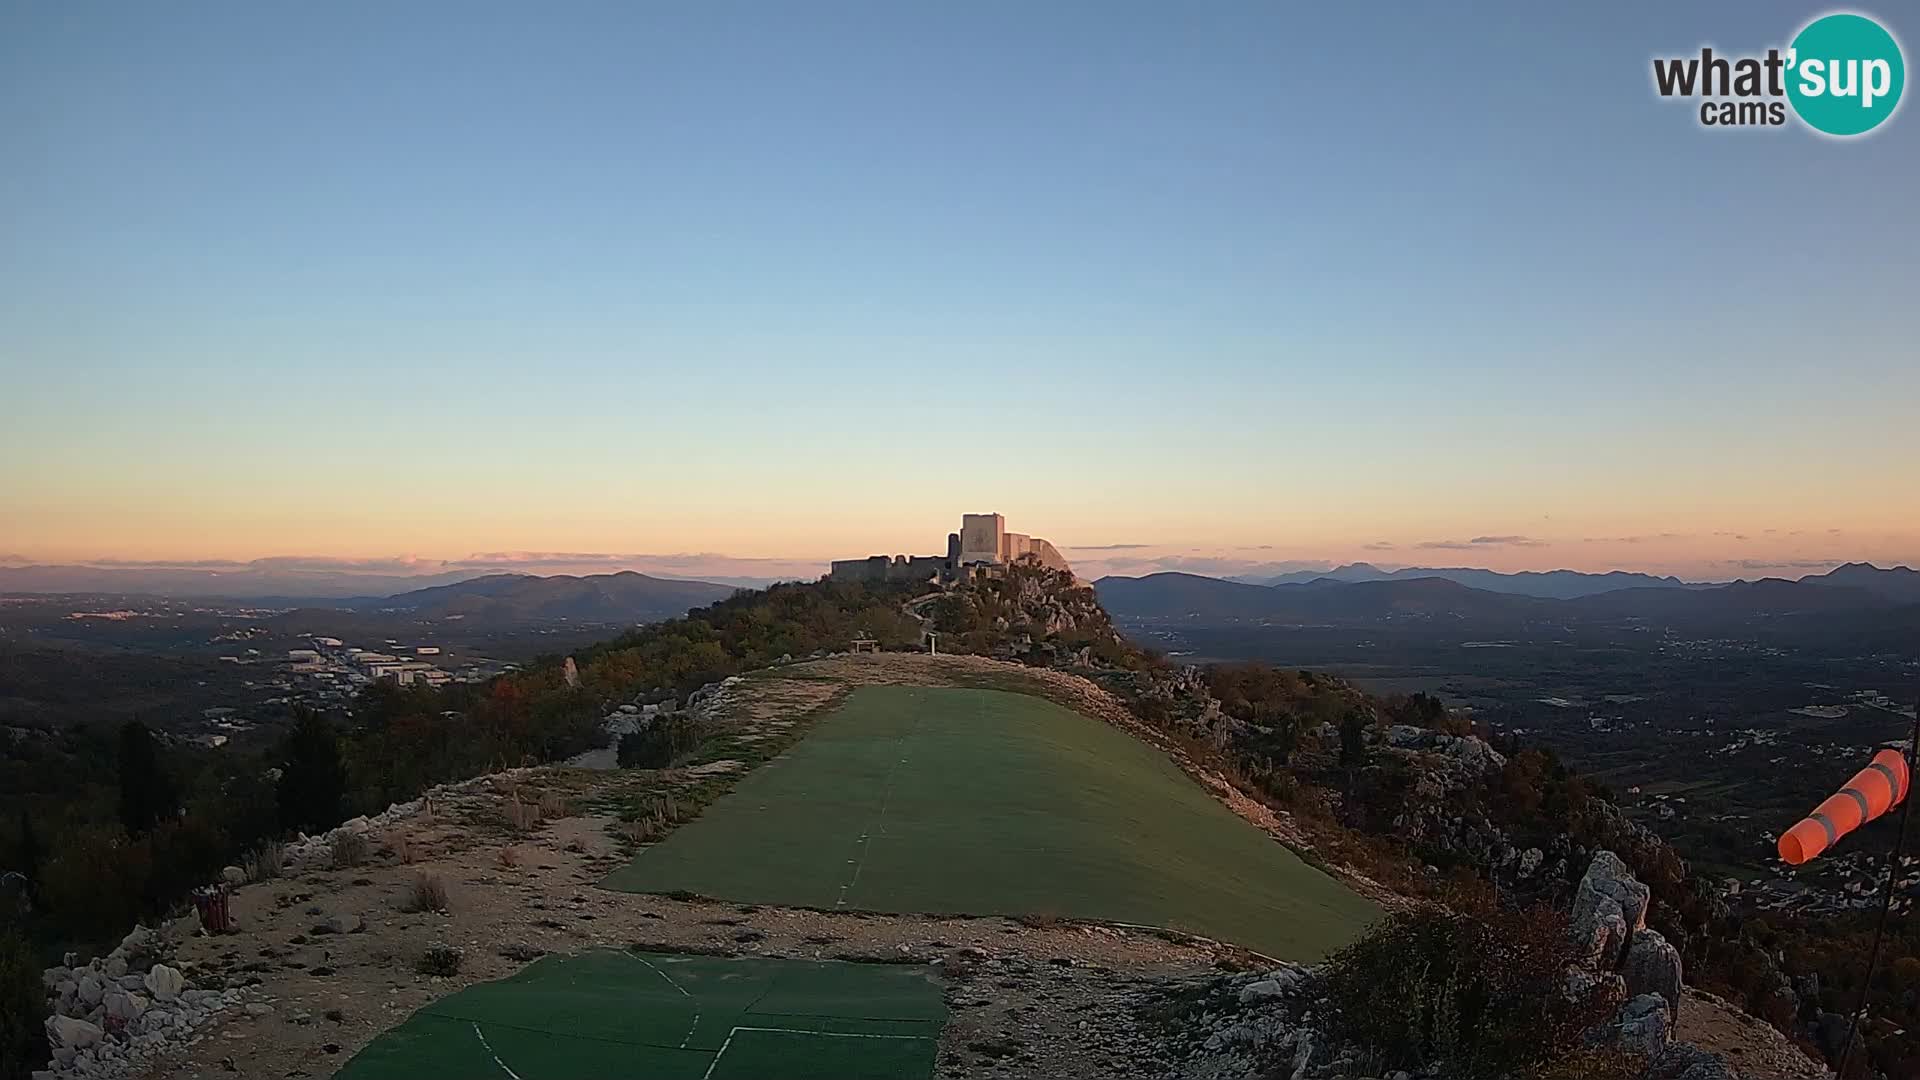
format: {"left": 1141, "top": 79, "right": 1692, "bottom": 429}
{"left": 2, "top": 1, "right": 1915, "bottom": 583}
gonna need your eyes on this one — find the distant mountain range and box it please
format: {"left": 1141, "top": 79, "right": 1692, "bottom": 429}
{"left": 0, "top": 563, "right": 492, "bottom": 600}
{"left": 357, "top": 571, "right": 739, "bottom": 623}
{"left": 1096, "top": 563, "right": 1920, "bottom": 625}
{"left": 1229, "top": 562, "right": 1705, "bottom": 599}
{"left": 0, "top": 563, "right": 765, "bottom": 603}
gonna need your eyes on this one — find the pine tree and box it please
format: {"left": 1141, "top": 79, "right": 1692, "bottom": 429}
{"left": 117, "top": 721, "right": 178, "bottom": 835}
{"left": 277, "top": 710, "right": 347, "bottom": 835}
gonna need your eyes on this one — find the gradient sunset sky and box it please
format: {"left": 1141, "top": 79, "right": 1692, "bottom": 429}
{"left": 3, "top": 2, "right": 1915, "bottom": 582}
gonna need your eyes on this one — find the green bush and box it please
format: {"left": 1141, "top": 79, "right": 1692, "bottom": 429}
{"left": 1323, "top": 905, "right": 1620, "bottom": 1079}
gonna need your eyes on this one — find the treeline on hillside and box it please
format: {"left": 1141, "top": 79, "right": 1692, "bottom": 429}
{"left": 0, "top": 579, "right": 921, "bottom": 1076}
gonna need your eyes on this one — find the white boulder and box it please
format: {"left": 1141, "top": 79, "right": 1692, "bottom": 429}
{"left": 143, "top": 964, "right": 185, "bottom": 1002}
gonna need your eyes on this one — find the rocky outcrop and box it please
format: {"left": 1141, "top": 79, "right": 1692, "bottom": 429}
{"left": 1624, "top": 928, "right": 1684, "bottom": 1015}
{"left": 1382, "top": 724, "right": 1508, "bottom": 773}
{"left": 1571, "top": 850, "right": 1651, "bottom": 969}
{"left": 1564, "top": 850, "right": 1705, "bottom": 1068}
{"left": 1615, "top": 993, "right": 1674, "bottom": 1057}
{"left": 39, "top": 921, "right": 255, "bottom": 1078}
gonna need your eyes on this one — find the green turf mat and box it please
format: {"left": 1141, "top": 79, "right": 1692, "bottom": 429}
{"left": 603, "top": 685, "right": 1378, "bottom": 960}
{"left": 333, "top": 950, "right": 946, "bottom": 1080}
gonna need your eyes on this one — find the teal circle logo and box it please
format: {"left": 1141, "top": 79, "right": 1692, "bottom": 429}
{"left": 1787, "top": 13, "right": 1905, "bottom": 136}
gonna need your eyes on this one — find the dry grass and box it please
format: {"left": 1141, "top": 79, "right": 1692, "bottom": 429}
{"left": 538, "top": 791, "right": 573, "bottom": 819}
{"left": 243, "top": 841, "right": 284, "bottom": 882}
{"left": 329, "top": 832, "right": 370, "bottom": 869}
{"left": 613, "top": 795, "right": 685, "bottom": 845}
{"left": 504, "top": 795, "right": 539, "bottom": 832}
{"left": 497, "top": 847, "right": 521, "bottom": 870}
{"left": 402, "top": 872, "right": 450, "bottom": 914}
{"left": 383, "top": 831, "right": 420, "bottom": 865}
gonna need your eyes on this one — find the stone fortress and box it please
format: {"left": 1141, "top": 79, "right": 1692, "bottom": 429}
{"left": 828, "top": 513, "right": 1072, "bottom": 585}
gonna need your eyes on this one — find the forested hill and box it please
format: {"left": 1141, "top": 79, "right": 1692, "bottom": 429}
{"left": 362, "top": 570, "right": 739, "bottom": 623}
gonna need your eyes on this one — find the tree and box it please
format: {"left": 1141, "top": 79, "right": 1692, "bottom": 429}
{"left": 278, "top": 711, "right": 347, "bottom": 836}
{"left": 1339, "top": 707, "right": 1370, "bottom": 771}
{"left": 116, "top": 721, "right": 177, "bottom": 835}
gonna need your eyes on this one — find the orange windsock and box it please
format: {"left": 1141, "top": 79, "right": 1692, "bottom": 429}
{"left": 1778, "top": 749, "right": 1910, "bottom": 865}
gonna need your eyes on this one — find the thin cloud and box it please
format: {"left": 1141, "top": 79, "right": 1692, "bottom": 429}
{"left": 1362, "top": 542, "right": 1397, "bottom": 552}
{"left": 1061, "top": 543, "right": 1153, "bottom": 551}
{"left": 1718, "top": 558, "right": 1845, "bottom": 572}
{"left": 1580, "top": 533, "right": 1685, "bottom": 545}
{"left": 1084, "top": 554, "right": 1334, "bottom": 578}
{"left": 77, "top": 555, "right": 444, "bottom": 574}
{"left": 1416, "top": 535, "right": 1547, "bottom": 550}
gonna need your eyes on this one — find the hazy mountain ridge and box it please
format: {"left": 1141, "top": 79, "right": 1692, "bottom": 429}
{"left": 1097, "top": 563, "right": 1920, "bottom": 624}
{"left": 0, "top": 564, "right": 492, "bottom": 599}
{"left": 1235, "top": 562, "right": 1710, "bottom": 598}
{"left": 360, "top": 571, "right": 739, "bottom": 623}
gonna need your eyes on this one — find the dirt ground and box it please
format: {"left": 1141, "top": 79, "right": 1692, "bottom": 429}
{"left": 147, "top": 795, "right": 1226, "bottom": 1079}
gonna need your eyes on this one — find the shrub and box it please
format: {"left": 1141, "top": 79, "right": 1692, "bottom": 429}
{"left": 497, "top": 847, "right": 520, "bottom": 869}
{"left": 504, "top": 796, "right": 539, "bottom": 832}
{"left": 415, "top": 942, "right": 463, "bottom": 976}
{"left": 1322, "top": 904, "right": 1618, "bottom": 1078}
{"left": 140, "top": 815, "right": 231, "bottom": 913}
{"left": 613, "top": 795, "right": 684, "bottom": 845}
{"left": 38, "top": 824, "right": 152, "bottom": 939}
{"left": 0, "top": 928, "right": 48, "bottom": 1080}
{"left": 617, "top": 716, "right": 704, "bottom": 769}
{"left": 1530, "top": 1047, "right": 1646, "bottom": 1080}
{"left": 402, "top": 872, "right": 449, "bottom": 914}
{"left": 244, "top": 840, "right": 285, "bottom": 882}
{"left": 329, "top": 832, "right": 370, "bottom": 869}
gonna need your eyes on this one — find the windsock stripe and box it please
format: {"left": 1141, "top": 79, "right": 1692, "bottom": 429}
{"left": 1808, "top": 811, "right": 1839, "bottom": 848}
{"left": 1840, "top": 786, "right": 1872, "bottom": 821}
{"left": 1868, "top": 760, "right": 1904, "bottom": 800}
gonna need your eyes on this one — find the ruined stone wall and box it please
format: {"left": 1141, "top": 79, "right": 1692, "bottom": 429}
{"left": 1028, "top": 538, "right": 1072, "bottom": 574}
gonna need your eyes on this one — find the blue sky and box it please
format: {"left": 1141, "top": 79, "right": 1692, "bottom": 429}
{"left": 1, "top": 2, "right": 1914, "bottom": 579}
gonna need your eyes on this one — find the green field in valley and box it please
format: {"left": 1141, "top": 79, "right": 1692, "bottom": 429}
{"left": 334, "top": 950, "right": 947, "bottom": 1080}
{"left": 604, "top": 685, "right": 1378, "bottom": 960}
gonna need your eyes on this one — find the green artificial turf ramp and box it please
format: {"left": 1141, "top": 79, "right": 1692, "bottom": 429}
{"left": 333, "top": 950, "right": 945, "bottom": 1080}
{"left": 603, "top": 685, "right": 1377, "bottom": 960}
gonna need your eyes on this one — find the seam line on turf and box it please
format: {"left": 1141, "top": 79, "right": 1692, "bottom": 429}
{"left": 834, "top": 707, "right": 923, "bottom": 908}
{"left": 471, "top": 1022, "right": 524, "bottom": 1080}
{"left": 631, "top": 953, "right": 703, "bottom": 1048}
{"left": 702, "top": 1025, "right": 929, "bottom": 1080}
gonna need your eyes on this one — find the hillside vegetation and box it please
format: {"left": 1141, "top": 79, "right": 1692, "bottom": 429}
{"left": 0, "top": 563, "right": 1897, "bottom": 1077}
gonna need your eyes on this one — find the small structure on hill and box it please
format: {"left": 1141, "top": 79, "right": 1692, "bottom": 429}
{"left": 828, "top": 512, "right": 1071, "bottom": 585}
